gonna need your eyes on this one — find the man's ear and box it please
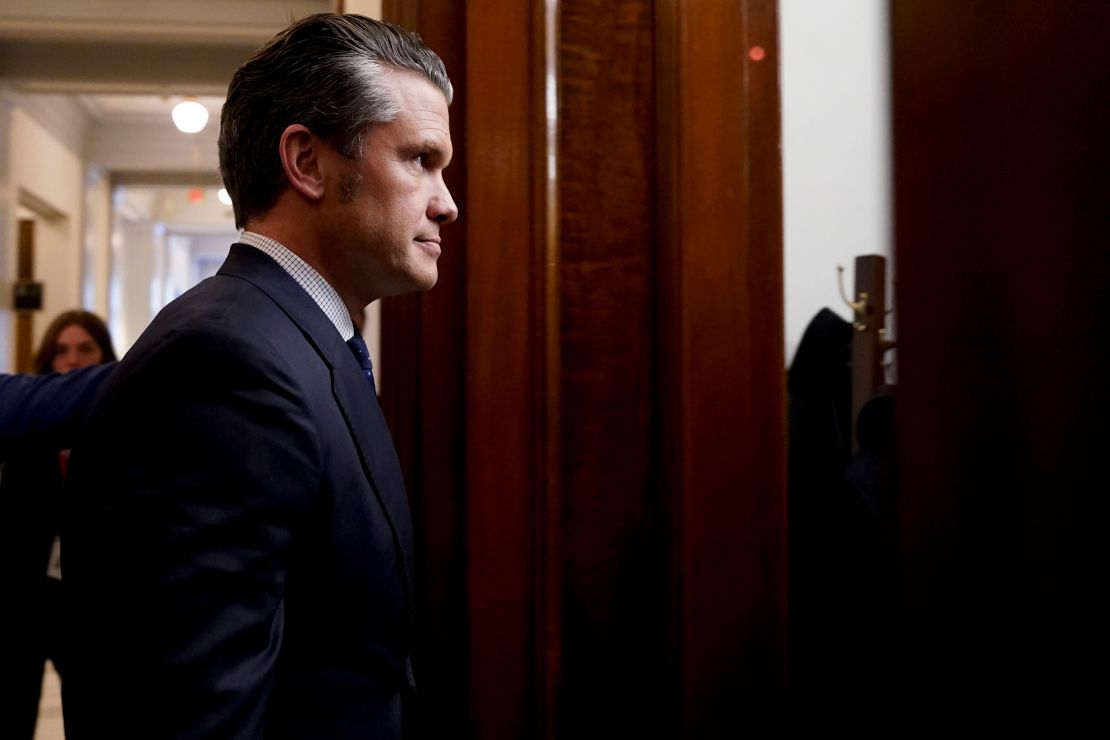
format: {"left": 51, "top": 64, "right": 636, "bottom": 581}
{"left": 279, "top": 124, "right": 325, "bottom": 200}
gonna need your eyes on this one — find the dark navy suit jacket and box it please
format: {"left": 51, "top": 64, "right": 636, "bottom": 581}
{"left": 0, "top": 364, "right": 114, "bottom": 460}
{"left": 62, "top": 244, "right": 414, "bottom": 740}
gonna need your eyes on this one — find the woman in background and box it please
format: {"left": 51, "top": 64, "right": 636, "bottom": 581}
{"left": 34, "top": 310, "right": 118, "bottom": 375}
{"left": 3, "top": 310, "right": 115, "bottom": 739}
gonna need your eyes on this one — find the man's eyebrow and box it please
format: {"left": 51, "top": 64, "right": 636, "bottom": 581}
{"left": 415, "top": 139, "right": 453, "bottom": 163}
{"left": 415, "top": 137, "right": 448, "bottom": 153}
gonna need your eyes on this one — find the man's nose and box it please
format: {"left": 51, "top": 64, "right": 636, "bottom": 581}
{"left": 430, "top": 185, "right": 459, "bottom": 224}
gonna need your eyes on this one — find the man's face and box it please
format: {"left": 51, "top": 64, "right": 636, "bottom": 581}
{"left": 325, "top": 71, "right": 457, "bottom": 305}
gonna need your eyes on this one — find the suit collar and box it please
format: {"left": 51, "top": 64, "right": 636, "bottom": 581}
{"left": 218, "top": 243, "right": 347, "bottom": 366}
{"left": 236, "top": 232, "right": 355, "bottom": 340}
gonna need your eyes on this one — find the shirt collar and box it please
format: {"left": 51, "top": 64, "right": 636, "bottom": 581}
{"left": 238, "top": 231, "right": 355, "bottom": 341}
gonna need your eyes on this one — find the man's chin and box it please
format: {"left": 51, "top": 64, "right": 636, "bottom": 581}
{"left": 379, "top": 270, "right": 438, "bottom": 300}
{"left": 414, "top": 263, "right": 439, "bottom": 291}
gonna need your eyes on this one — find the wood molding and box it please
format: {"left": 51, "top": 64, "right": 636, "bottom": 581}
{"left": 656, "top": 0, "right": 786, "bottom": 735}
{"left": 464, "top": 1, "right": 542, "bottom": 737}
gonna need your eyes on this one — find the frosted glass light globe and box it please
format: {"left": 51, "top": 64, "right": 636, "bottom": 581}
{"left": 172, "top": 100, "right": 209, "bottom": 134}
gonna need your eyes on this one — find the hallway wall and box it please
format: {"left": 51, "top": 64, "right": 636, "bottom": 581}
{"left": 0, "top": 93, "right": 87, "bottom": 371}
{"left": 781, "top": 0, "right": 891, "bottom": 363}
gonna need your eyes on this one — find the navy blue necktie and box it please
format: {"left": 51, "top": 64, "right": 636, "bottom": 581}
{"left": 346, "top": 334, "right": 376, "bottom": 390}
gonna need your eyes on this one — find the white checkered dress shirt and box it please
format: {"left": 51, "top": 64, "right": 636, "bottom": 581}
{"left": 238, "top": 231, "right": 354, "bottom": 341}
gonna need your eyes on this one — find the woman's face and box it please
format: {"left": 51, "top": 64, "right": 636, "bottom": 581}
{"left": 52, "top": 324, "right": 104, "bottom": 373}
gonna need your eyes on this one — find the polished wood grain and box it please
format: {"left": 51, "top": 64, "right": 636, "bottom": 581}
{"left": 464, "top": 2, "right": 541, "bottom": 738}
{"left": 556, "top": 0, "right": 668, "bottom": 735}
{"left": 656, "top": 1, "right": 786, "bottom": 736}
{"left": 383, "top": 2, "right": 786, "bottom": 738}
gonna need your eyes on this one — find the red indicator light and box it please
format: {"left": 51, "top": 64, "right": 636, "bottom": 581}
{"left": 749, "top": 46, "right": 766, "bottom": 62}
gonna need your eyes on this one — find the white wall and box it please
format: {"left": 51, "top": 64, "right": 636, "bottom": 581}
{"left": 0, "top": 93, "right": 15, "bottom": 370}
{"left": 83, "top": 164, "right": 112, "bottom": 316}
{"left": 0, "top": 97, "right": 87, "bottom": 370}
{"left": 111, "top": 218, "right": 162, "bottom": 352}
{"left": 781, "top": 0, "right": 892, "bottom": 364}
{"left": 344, "top": 0, "right": 382, "bottom": 19}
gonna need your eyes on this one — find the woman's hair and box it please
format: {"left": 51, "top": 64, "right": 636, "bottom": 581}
{"left": 34, "top": 310, "right": 117, "bottom": 374}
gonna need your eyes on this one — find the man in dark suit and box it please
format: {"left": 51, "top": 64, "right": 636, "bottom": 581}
{"left": 61, "top": 14, "right": 457, "bottom": 740}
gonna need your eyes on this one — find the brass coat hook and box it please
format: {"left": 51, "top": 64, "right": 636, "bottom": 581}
{"left": 837, "top": 264, "right": 869, "bottom": 331}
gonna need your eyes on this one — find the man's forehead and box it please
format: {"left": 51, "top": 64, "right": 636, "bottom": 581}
{"left": 384, "top": 68, "right": 450, "bottom": 110}
{"left": 390, "top": 73, "right": 453, "bottom": 141}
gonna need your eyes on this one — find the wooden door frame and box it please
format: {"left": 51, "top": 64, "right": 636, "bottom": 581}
{"left": 382, "top": 2, "right": 785, "bottom": 736}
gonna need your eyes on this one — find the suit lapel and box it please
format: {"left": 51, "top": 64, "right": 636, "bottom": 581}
{"left": 329, "top": 340, "right": 415, "bottom": 611}
{"left": 217, "top": 244, "right": 414, "bottom": 615}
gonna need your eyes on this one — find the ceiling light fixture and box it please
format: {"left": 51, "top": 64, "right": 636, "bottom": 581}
{"left": 172, "top": 98, "right": 209, "bottom": 134}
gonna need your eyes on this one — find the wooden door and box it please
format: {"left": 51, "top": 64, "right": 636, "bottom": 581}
{"left": 891, "top": 1, "right": 1108, "bottom": 735}
{"left": 381, "top": 1, "right": 786, "bottom": 738}
{"left": 15, "top": 219, "right": 36, "bottom": 372}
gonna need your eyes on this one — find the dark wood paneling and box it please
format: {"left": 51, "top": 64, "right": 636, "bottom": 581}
{"left": 464, "top": 2, "right": 541, "bottom": 739}
{"left": 385, "top": 2, "right": 787, "bottom": 738}
{"left": 892, "top": 2, "right": 1108, "bottom": 735}
{"left": 657, "top": 1, "right": 786, "bottom": 736}
{"left": 15, "top": 220, "right": 35, "bottom": 372}
{"left": 556, "top": 0, "right": 667, "bottom": 736}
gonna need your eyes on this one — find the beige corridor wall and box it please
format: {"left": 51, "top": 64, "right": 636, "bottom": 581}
{"left": 0, "top": 97, "right": 86, "bottom": 372}
{"left": 10, "top": 107, "right": 84, "bottom": 361}
{"left": 342, "top": 0, "right": 382, "bottom": 19}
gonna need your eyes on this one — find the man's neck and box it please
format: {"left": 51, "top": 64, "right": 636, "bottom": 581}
{"left": 244, "top": 209, "right": 369, "bottom": 324}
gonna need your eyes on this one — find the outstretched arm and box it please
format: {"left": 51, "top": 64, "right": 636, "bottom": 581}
{"left": 0, "top": 363, "right": 116, "bottom": 459}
